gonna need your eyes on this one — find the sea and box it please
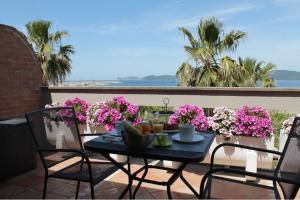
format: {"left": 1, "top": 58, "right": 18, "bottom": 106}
{"left": 112, "top": 80, "right": 300, "bottom": 87}
{"left": 61, "top": 79, "right": 300, "bottom": 88}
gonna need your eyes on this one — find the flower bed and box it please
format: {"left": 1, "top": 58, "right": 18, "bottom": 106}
{"left": 168, "top": 106, "right": 274, "bottom": 172}
{"left": 46, "top": 99, "right": 276, "bottom": 168}
{"left": 206, "top": 106, "right": 274, "bottom": 169}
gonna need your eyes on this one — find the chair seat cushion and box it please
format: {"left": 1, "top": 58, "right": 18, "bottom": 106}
{"left": 203, "top": 175, "right": 279, "bottom": 199}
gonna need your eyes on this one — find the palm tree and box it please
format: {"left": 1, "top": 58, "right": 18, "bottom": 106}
{"left": 177, "top": 17, "right": 246, "bottom": 87}
{"left": 26, "top": 20, "right": 74, "bottom": 85}
{"left": 238, "top": 57, "right": 275, "bottom": 87}
{"left": 218, "top": 56, "right": 244, "bottom": 87}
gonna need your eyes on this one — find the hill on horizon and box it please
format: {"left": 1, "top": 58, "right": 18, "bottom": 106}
{"left": 117, "top": 70, "right": 300, "bottom": 81}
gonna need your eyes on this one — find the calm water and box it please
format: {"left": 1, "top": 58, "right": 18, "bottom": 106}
{"left": 111, "top": 80, "right": 178, "bottom": 86}
{"left": 111, "top": 79, "right": 300, "bottom": 88}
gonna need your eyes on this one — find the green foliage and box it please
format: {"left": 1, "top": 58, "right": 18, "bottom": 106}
{"left": 138, "top": 106, "right": 174, "bottom": 123}
{"left": 26, "top": 20, "right": 74, "bottom": 85}
{"left": 269, "top": 110, "right": 294, "bottom": 149}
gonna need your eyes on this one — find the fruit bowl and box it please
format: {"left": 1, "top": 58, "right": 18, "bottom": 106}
{"left": 121, "top": 130, "right": 153, "bottom": 149}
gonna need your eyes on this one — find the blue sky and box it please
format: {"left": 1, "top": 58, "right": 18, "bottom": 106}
{"left": 1, "top": 0, "right": 300, "bottom": 80}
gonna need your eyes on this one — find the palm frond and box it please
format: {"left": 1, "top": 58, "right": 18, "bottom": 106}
{"left": 49, "top": 31, "right": 69, "bottom": 43}
{"left": 179, "top": 27, "right": 198, "bottom": 48}
{"left": 221, "top": 30, "right": 247, "bottom": 52}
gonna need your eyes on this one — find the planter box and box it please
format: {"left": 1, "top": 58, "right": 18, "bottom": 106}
{"left": 279, "top": 129, "right": 288, "bottom": 152}
{"left": 202, "top": 135, "right": 274, "bottom": 169}
{"left": 44, "top": 122, "right": 127, "bottom": 162}
{"left": 44, "top": 122, "right": 104, "bottom": 148}
{"left": 166, "top": 134, "right": 274, "bottom": 173}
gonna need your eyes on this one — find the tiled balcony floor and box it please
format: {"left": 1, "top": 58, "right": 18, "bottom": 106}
{"left": 0, "top": 156, "right": 298, "bottom": 199}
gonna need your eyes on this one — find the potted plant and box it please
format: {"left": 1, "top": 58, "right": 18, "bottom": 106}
{"left": 204, "top": 106, "right": 274, "bottom": 171}
{"left": 96, "top": 96, "right": 141, "bottom": 131}
{"left": 279, "top": 116, "right": 295, "bottom": 152}
{"left": 168, "top": 104, "right": 208, "bottom": 142}
{"left": 96, "top": 96, "right": 141, "bottom": 162}
{"left": 207, "top": 106, "right": 235, "bottom": 140}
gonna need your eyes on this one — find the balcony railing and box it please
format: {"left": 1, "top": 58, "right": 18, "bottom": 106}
{"left": 43, "top": 86, "right": 300, "bottom": 113}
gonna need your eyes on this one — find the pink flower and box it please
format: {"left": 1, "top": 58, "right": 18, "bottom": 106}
{"left": 234, "top": 106, "right": 273, "bottom": 139}
{"left": 95, "top": 96, "right": 141, "bottom": 131}
{"left": 62, "top": 97, "right": 90, "bottom": 124}
{"left": 168, "top": 104, "right": 208, "bottom": 131}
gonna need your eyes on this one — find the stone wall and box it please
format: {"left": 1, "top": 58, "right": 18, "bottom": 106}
{"left": 0, "top": 24, "right": 42, "bottom": 120}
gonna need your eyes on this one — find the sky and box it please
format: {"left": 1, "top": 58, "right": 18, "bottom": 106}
{"left": 1, "top": 0, "right": 300, "bottom": 80}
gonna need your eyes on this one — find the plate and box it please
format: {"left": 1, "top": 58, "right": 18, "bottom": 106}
{"left": 162, "top": 129, "right": 180, "bottom": 133}
{"left": 171, "top": 133, "right": 204, "bottom": 143}
{"left": 109, "top": 130, "right": 122, "bottom": 137}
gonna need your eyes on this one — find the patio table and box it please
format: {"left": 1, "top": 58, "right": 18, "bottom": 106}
{"left": 84, "top": 131, "right": 215, "bottom": 199}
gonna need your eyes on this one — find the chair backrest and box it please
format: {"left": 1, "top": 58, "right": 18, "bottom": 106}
{"left": 25, "top": 107, "right": 83, "bottom": 168}
{"left": 276, "top": 116, "right": 300, "bottom": 199}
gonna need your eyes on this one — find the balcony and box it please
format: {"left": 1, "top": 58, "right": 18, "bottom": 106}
{"left": 1, "top": 86, "right": 300, "bottom": 199}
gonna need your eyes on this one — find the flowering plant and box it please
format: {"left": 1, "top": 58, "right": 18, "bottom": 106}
{"left": 87, "top": 103, "right": 102, "bottom": 127}
{"left": 63, "top": 97, "right": 90, "bottom": 124}
{"left": 168, "top": 104, "right": 208, "bottom": 131}
{"left": 208, "top": 106, "right": 236, "bottom": 139}
{"left": 97, "top": 96, "right": 141, "bottom": 131}
{"left": 44, "top": 102, "right": 64, "bottom": 122}
{"left": 234, "top": 106, "right": 273, "bottom": 138}
{"left": 281, "top": 116, "right": 295, "bottom": 134}
{"left": 45, "top": 102, "right": 63, "bottom": 108}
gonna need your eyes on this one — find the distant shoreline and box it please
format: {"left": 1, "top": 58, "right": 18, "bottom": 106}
{"left": 53, "top": 79, "right": 300, "bottom": 88}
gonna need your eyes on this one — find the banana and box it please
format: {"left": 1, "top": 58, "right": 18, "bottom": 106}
{"left": 123, "top": 121, "right": 144, "bottom": 136}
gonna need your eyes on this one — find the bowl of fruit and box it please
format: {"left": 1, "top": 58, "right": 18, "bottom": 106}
{"left": 122, "top": 121, "right": 154, "bottom": 149}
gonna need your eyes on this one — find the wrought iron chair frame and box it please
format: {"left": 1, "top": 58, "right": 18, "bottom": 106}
{"left": 25, "top": 107, "right": 117, "bottom": 199}
{"left": 199, "top": 117, "right": 300, "bottom": 199}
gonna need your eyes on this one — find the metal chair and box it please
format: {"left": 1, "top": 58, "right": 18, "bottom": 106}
{"left": 25, "top": 107, "right": 118, "bottom": 199}
{"left": 200, "top": 116, "right": 300, "bottom": 199}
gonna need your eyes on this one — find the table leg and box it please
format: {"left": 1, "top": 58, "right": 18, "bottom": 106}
{"left": 165, "top": 162, "right": 188, "bottom": 199}
{"left": 127, "top": 156, "right": 133, "bottom": 199}
{"left": 133, "top": 159, "right": 148, "bottom": 198}
{"left": 101, "top": 153, "right": 131, "bottom": 199}
{"left": 180, "top": 173, "right": 199, "bottom": 197}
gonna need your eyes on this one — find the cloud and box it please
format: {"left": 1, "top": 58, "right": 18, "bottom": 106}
{"left": 159, "top": 4, "right": 257, "bottom": 31}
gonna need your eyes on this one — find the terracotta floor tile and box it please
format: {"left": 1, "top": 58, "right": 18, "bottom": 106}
{"left": 151, "top": 188, "right": 196, "bottom": 199}
{"left": 0, "top": 184, "right": 29, "bottom": 198}
{"left": 5, "top": 173, "right": 31, "bottom": 184}
{"left": 33, "top": 179, "right": 76, "bottom": 197}
{"left": 14, "top": 175, "right": 44, "bottom": 188}
{"left": 134, "top": 187, "right": 156, "bottom": 199}
{"left": 13, "top": 188, "right": 66, "bottom": 199}
{"left": 95, "top": 180, "right": 117, "bottom": 190}
{"left": 94, "top": 187, "right": 120, "bottom": 199}
{"left": 0, "top": 160, "right": 287, "bottom": 199}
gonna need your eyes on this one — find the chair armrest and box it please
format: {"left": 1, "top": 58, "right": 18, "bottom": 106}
{"left": 210, "top": 143, "right": 282, "bottom": 169}
{"left": 199, "top": 167, "right": 300, "bottom": 199}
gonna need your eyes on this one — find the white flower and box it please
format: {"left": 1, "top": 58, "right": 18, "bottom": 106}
{"left": 208, "top": 106, "right": 235, "bottom": 139}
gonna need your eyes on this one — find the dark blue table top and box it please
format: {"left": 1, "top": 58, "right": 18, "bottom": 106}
{"left": 84, "top": 131, "right": 215, "bottom": 162}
